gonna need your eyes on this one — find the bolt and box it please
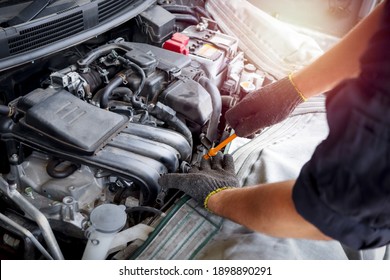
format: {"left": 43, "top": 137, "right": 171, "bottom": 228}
{"left": 95, "top": 169, "right": 104, "bottom": 177}
{"left": 9, "top": 154, "right": 18, "bottom": 164}
{"left": 24, "top": 187, "right": 34, "bottom": 199}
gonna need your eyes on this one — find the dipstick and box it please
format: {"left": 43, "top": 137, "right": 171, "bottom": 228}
{"left": 203, "top": 133, "right": 237, "bottom": 160}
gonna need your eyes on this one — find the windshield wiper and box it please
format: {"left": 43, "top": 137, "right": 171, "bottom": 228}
{"left": 9, "top": 0, "right": 54, "bottom": 26}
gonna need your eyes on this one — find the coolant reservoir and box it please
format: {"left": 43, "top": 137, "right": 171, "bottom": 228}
{"left": 82, "top": 204, "right": 127, "bottom": 260}
{"left": 240, "top": 63, "right": 257, "bottom": 84}
{"left": 240, "top": 63, "right": 265, "bottom": 91}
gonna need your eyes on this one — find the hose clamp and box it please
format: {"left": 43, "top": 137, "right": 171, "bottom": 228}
{"left": 117, "top": 73, "right": 128, "bottom": 85}
{"left": 8, "top": 106, "right": 14, "bottom": 117}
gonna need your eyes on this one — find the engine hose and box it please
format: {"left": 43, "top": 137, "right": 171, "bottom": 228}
{"left": 221, "top": 95, "right": 235, "bottom": 108}
{"left": 46, "top": 158, "right": 80, "bottom": 179}
{"left": 138, "top": 110, "right": 149, "bottom": 124}
{"left": 193, "top": 6, "right": 212, "bottom": 19}
{"left": 198, "top": 76, "right": 222, "bottom": 142}
{"left": 161, "top": 4, "right": 198, "bottom": 17}
{"left": 93, "top": 86, "right": 132, "bottom": 106}
{"left": 117, "top": 56, "right": 147, "bottom": 110}
{"left": 100, "top": 75, "right": 125, "bottom": 109}
{"left": 128, "top": 63, "right": 146, "bottom": 110}
{"left": 100, "top": 65, "right": 146, "bottom": 110}
{"left": 0, "top": 105, "right": 10, "bottom": 116}
{"left": 173, "top": 14, "right": 199, "bottom": 25}
{"left": 111, "top": 87, "right": 133, "bottom": 103}
{"left": 171, "top": 116, "right": 193, "bottom": 149}
{"left": 126, "top": 206, "right": 164, "bottom": 217}
{"left": 162, "top": 4, "right": 212, "bottom": 19}
{"left": 149, "top": 103, "right": 193, "bottom": 149}
{"left": 77, "top": 43, "right": 132, "bottom": 69}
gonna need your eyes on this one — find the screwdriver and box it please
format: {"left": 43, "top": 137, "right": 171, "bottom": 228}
{"left": 203, "top": 133, "right": 237, "bottom": 160}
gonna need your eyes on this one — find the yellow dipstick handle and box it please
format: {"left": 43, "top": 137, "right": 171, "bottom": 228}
{"left": 203, "top": 133, "right": 237, "bottom": 160}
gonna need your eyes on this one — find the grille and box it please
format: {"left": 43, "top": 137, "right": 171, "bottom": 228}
{"left": 8, "top": 11, "right": 84, "bottom": 55}
{"left": 98, "top": 0, "right": 134, "bottom": 23}
{"left": 56, "top": 5, "right": 80, "bottom": 15}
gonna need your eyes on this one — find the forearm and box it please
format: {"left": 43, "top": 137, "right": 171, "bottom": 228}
{"left": 208, "top": 180, "right": 331, "bottom": 240}
{"left": 293, "top": 1, "right": 385, "bottom": 98}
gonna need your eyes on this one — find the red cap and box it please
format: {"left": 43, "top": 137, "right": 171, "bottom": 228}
{"left": 163, "top": 33, "right": 190, "bottom": 55}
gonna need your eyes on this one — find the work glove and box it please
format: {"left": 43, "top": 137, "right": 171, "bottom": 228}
{"left": 225, "top": 75, "right": 306, "bottom": 137}
{"left": 158, "top": 152, "right": 239, "bottom": 211}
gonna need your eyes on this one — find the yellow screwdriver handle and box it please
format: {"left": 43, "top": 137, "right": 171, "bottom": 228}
{"left": 203, "top": 133, "right": 237, "bottom": 160}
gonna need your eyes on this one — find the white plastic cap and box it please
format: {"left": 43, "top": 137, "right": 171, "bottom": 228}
{"left": 90, "top": 204, "right": 126, "bottom": 234}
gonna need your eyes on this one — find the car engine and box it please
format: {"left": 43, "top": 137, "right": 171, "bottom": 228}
{"left": 0, "top": 1, "right": 249, "bottom": 260}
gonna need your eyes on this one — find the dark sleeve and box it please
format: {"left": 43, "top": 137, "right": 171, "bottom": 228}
{"left": 292, "top": 1, "right": 390, "bottom": 250}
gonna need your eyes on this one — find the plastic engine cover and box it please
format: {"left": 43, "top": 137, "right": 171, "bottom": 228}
{"left": 158, "top": 79, "right": 212, "bottom": 126}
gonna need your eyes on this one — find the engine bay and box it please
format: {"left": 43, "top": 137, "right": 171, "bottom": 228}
{"left": 0, "top": 1, "right": 251, "bottom": 260}
{"left": 1, "top": 0, "right": 384, "bottom": 267}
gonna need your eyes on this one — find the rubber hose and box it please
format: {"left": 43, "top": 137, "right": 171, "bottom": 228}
{"left": 112, "top": 87, "right": 133, "bottom": 102}
{"left": 162, "top": 4, "right": 212, "bottom": 19}
{"left": 198, "top": 76, "right": 222, "bottom": 142}
{"left": 0, "top": 105, "right": 10, "bottom": 116}
{"left": 221, "top": 95, "right": 235, "bottom": 108}
{"left": 193, "top": 6, "right": 212, "bottom": 19}
{"left": 149, "top": 104, "right": 193, "bottom": 149}
{"left": 128, "top": 63, "right": 146, "bottom": 110}
{"left": 168, "top": 114, "right": 193, "bottom": 149}
{"left": 100, "top": 76, "right": 124, "bottom": 109}
{"left": 161, "top": 4, "right": 197, "bottom": 16}
{"left": 173, "top": 14, "right": 199, "bottom": 25}
{"left": 116, "top": 56, "right": 147, "bottom": 110}
{"left": 77, "top": 43, "right": 132, "bottom": 69}
{"left": 93, "top": 86, "right": 133, "bottom": 105}
{"left": 126, "top": 206, "right": 164, "bottom": 217}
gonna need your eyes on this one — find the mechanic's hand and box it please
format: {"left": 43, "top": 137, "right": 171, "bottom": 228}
{"left": 158, "top": 152, "right": 239, "bottom": 211}
{"left": 225, "top": 76, "right": 306, "bottom": 137}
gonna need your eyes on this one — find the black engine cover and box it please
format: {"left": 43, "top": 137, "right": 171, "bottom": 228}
{"left": 9, "top": 89, "right": 192, "bottom": 204}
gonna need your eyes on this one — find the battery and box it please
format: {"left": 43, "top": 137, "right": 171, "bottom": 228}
{"left": 181, "top": 25, "right": 238, "bottom": 87}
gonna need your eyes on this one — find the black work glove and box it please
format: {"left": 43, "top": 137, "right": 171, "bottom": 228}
{"left": 158, "top": 152, "right": 239, "bottom": 211}
{"left": 225, "top": 76, "right": 306, "bottom": 137}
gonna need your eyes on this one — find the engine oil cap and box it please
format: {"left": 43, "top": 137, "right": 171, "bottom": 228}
{"left": 240, "top": 81, "right": 256, "bottom": 94}
{"left": 89, "top": 204, "right": 126, "bottom": 234}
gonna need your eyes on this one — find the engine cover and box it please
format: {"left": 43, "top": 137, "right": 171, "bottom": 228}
{"left": 10, "top": 88, "right": 192, "bottom": 204}
{"left": 18, "top": 88, "right": 128, "bottom": 154}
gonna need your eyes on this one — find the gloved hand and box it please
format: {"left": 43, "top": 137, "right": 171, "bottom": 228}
{"left": 225, "top": 75, "right": 306, "bottom": 137}
{"left": 158, "top": 152, "right": 239, "bottom": 211}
